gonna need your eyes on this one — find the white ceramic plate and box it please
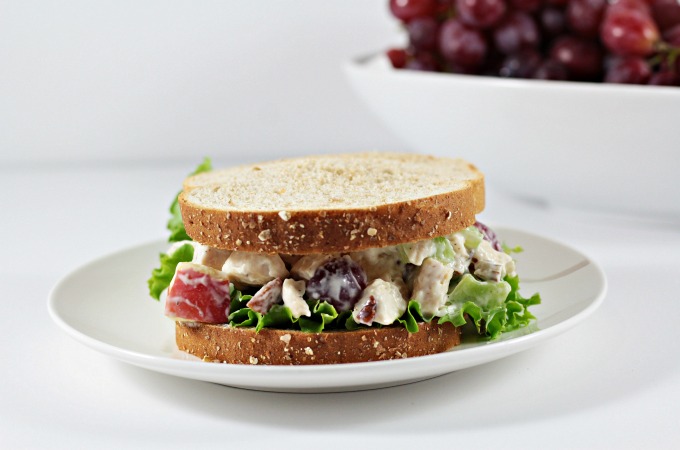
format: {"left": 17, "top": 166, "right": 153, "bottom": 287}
{"left": 48, "top": 227, "right": 606, "bottom": 393}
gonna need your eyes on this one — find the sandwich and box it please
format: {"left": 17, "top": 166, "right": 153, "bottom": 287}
{"left": 148, "top": 153, "right": 540, "bottom": 365}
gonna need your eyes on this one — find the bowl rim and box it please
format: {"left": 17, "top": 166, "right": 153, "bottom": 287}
{"left": 346, "top": 52, "right": 680, "bottom": 98}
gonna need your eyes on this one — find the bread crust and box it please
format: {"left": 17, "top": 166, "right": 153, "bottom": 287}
{"left": 175, "top": 321, "right": 461, "bottom": 365}
{"left": 179, "top": 155, "right": 484, "bottom": 254}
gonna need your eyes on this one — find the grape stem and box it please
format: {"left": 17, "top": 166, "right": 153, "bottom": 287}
{"left": 649, "top": 42, "right": 680, "bottom": 72}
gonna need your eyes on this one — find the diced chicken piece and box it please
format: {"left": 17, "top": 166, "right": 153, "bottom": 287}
{"left": 290, "top": 254, "right": 336, "bottom": 280}
{"left": 399, "top": 239, "right": 436, "bottom": 266}
{"left": 165, "top": 262, "right": 231, "bottom": 323}
{"left": 281, "top": 279, "right": 310, "bottom": 319}
{"left": 447, "top": 233, "right": 471, "bottom": 276}
{"left": 197, "top": 247, "right": 232, "bottom": 270}
{"left": 167, "top": 241, "right": 231, "bottom": 270}
{"left": 471, "top": 240, "right": 516, "bottom": 282}
{"left": 412, "top": 257, "right": 454, "bottom": 317}
{"left": 352, "top": 279, "right": 407, "bottom": 326}
{"left": 221, "top": 251, "right": 288, "bottom": 286}
{"left": 352, "top": 246, "right": 412, "bottom": 300}
{"left": 246, "top": 278, "right": 283, "bottom": 314}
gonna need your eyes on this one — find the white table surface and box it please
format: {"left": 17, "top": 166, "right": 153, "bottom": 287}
{"left": 3, "top": 161, "right": 679, "bottom": 449}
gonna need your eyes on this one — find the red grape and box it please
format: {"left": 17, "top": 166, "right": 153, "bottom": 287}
{"left": 567, "top": 0, "right": 606, "bottom": 39}
{"left": 450, "top": 63, "right": 484, "bottom": 74}
{"left": 386, "top": 48, "right": 408, "bottom": 68}
{"left": 405, "top": 51, "right": 440, "bottom": 70}
{"left": 435, "top": 0, "right": 457, "bottom": 16}
{"left": 473, "top": 222, "right": 502, "bottom": 251}
{"left": 389, "top": 0, "right": 437, "bottom": 21}
{"left": 456, "top": 0, "right": 507, "bottom": 28}
{"left": 648, "top": 70, "right": 680, "bottom": 85}
{"left": 605, "top": 57, "right": 652, "bottom": 83}
{"left": 407, "top": 16, "right": 440, "bottom": 50}
{"left": 665, "top": 23, "right": 680, "bottom": 44}
{"left": 533, "top": 60, "right": 569, "bottom": 79}
{"left": 550, "top": 36, "right": 604, "bottom": 79}
{"left": 493, "top": 12, "right": 541, "bottom": 54}
{"left": 439, "top": 19, "right": 488, "bottom": 67}
{"left": 540, "top": 7, "right": 567, "bottom": 37}
{"left": 498, "top": 49, "right": 542, "bottom": 77}
{"left": 509, "top": 0, "right": 543, "bottom": 12}
{"left": 601, "top": 7, "right": 660, "bottom": 56}
{"left": 384, "top": 0, "right": 679, "bottom": 88}
{"left": 651, "top": 0, "right": 680, "bottom": 32}
{"left": 609, "top": 0, "right": 652, "bottom": 15}
{"left": 306, "top": 257, "right": 367, "bottom": 312}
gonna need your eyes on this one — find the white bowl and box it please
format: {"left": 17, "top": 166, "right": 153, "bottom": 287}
{"left": 345, "top": 54, "right": 680, "bottom": 219}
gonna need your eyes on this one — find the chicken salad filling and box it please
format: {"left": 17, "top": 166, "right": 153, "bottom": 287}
{"left": 151, "top": 222, "right": 539, "bottom": 338}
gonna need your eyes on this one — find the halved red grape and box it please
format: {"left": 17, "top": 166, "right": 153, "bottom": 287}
{"left": 473, "top": 221, "right": 502, "bottom": 251}
{"left": 306, "top": 257, "right": 367, "bottom": 312}
{"left": 439, "top": 19, "right": 488, "bottom": 68}
{"left": 493, "top": 12, "right": 540, "bottom": 55}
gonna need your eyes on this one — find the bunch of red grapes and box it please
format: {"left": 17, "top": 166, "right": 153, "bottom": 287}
{"left": 386, "top": 0, "right": 680, "bottom": 85}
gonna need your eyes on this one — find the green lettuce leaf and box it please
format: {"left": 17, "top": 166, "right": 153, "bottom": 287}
{"left": 167, "top": 157, "right": 212, "bottom": 242}
{"left": 299, "top": 300, "right": 341, "bottom": 333}
{"left": 396, "top": 300, "right": 425, "bottom": 333}
{"left": 259, "top": 305, "right": 295, "bottom": 331}
{"left": 228, "top": 294, "right": 346, "bottom": 333}
{"left": 437, "top": 274, "right": 540, "bottom": 339}
{"left": 229, "top": 306, "right": 261, "bottom": 328}
{"left": 503, "top": 274, "right": 541, "bottom": 333}
{"left": 147, "top": 243, "right": 194, "bottom": 300}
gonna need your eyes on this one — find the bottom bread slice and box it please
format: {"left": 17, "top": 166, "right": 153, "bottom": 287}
{"left": 176, "top": 321, "right": 461, "bottom": 365}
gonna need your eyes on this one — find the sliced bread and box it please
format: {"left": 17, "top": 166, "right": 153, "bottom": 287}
{"left": 176, "top": 321, "right": 461, "bottom": 365}
{"left": 179, "top": 152, "right": 484, "bottom": 254}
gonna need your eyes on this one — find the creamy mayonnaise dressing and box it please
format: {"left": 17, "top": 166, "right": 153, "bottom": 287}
{"left": 165, "top": 226, "right": 518, "bottom": 327}
{"left": 352, "top": 279, "right": 406, "bottom": 326}
{"left": 221, "top": 251, "right": 288, "bottom": 286}
{"left": 281, "top": 278, "right": 310, "bottom": 318}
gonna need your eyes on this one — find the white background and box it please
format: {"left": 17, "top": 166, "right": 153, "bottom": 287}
{"left": 1, "top": 0, "right": 406, "bottom": 164}
{"left": 2, "top": 1, "right": 680, "bottom": 449}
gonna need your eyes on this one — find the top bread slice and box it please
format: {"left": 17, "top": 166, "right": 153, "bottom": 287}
{"left": 179, "top": 152, "right": 484, "bottom": 254}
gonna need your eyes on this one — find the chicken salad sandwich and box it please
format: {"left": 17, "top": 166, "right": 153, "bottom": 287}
{"left": 148, "top": 153, "right": 540, "bottom": 365}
